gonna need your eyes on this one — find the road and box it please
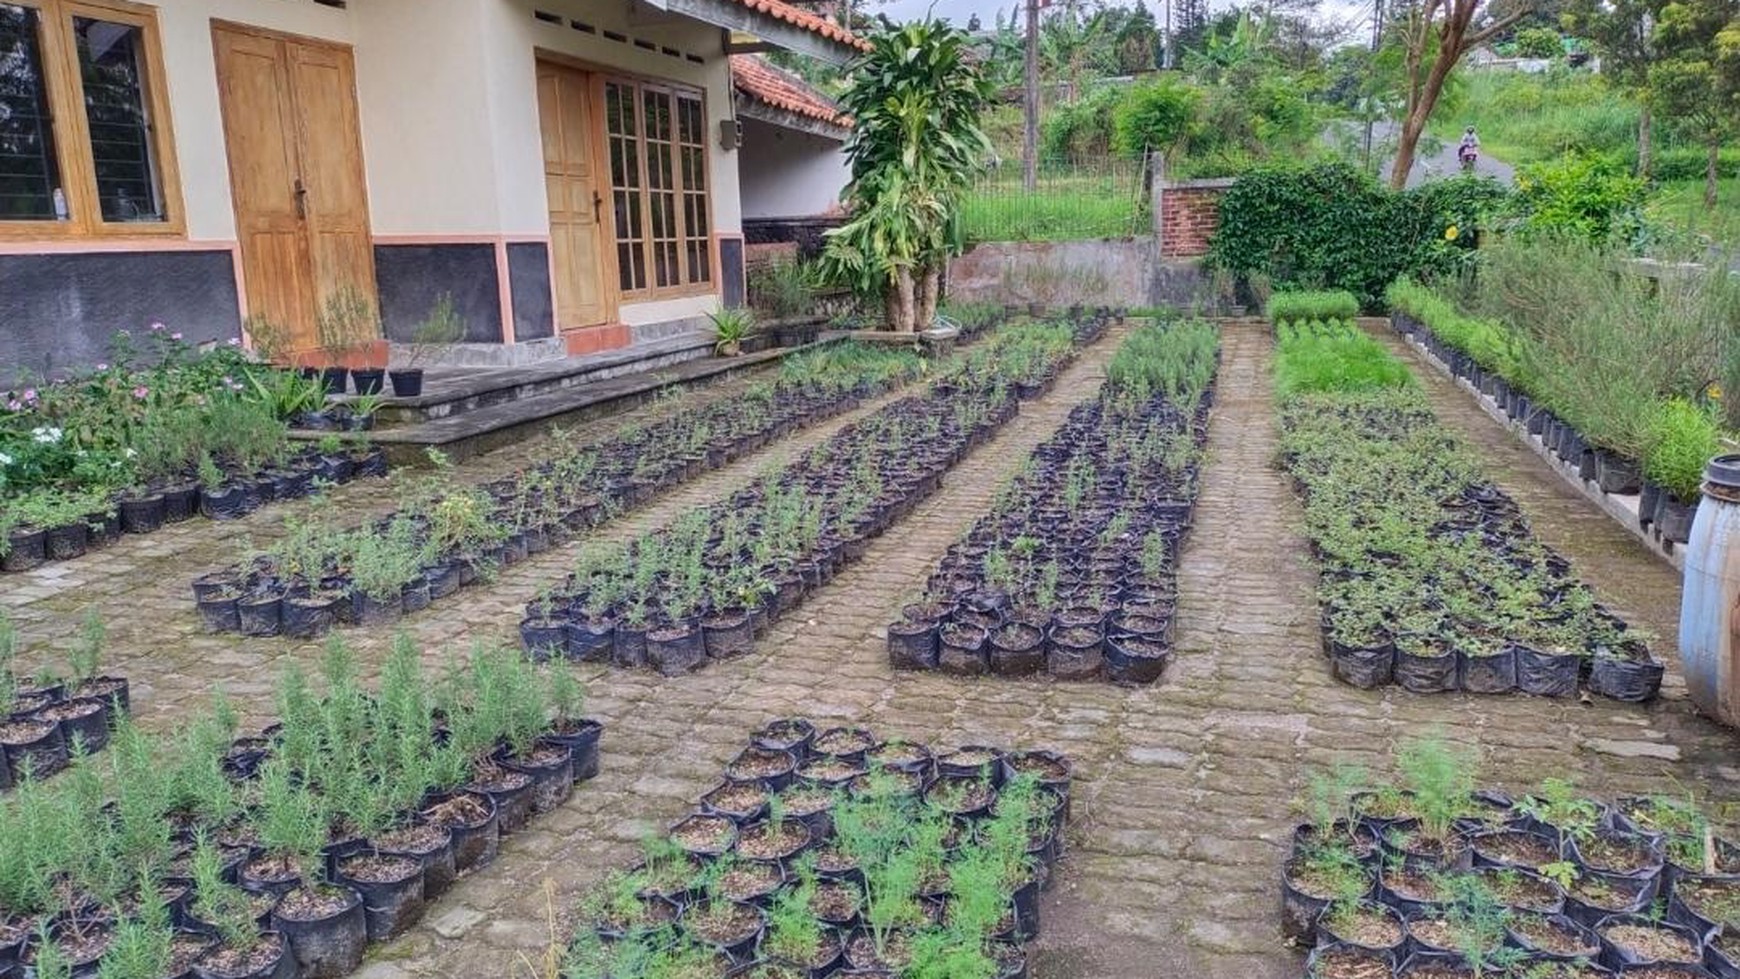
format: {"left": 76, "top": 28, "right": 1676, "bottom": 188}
{"left": 1330, "top": 120, "right": 1517, "bottom": 188}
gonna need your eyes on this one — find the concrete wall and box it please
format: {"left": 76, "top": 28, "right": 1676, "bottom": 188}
{"left": 739, "top": 117, "right": 848, "bottom": 220}
{"left": 947, "top": 239, "right": 1216, "bottom": 311}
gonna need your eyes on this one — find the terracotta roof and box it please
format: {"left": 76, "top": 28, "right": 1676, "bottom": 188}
{"left": 732, "top": 55, "right": 852, "bottom": 128}
{"left": 724, "top": 0, "right": 870, "bottom": 51}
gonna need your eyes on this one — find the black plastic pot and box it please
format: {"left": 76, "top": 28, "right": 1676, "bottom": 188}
{"left": 989, "top": 622, "right": 1046, "bottom": 676}
{"left": 420, "top": 790, "right": 499, "bottom": 873}
{"left": 336, "top": 851, "right": 425, "bottom": 941}
{"left": 520, "top": 616, "right": 565, "bottom": 662}
{"left": 613, "top": 623, "right": 649, "bottom": 669}
{"left": 237, "top": 593, "right": 283, "bottom": 637}
{"left": 1595, "top": 914, "right": 1706, "bottom": 971}
{"left": 887, "top": 619, "right": 939, "bottom": 670}
{"left": 1515, "top": 644, "right": 1582, "bottom": 697}
{"left": 199, "top": 485, "right": 251, "bottom": 521}
{"left": 937, "top": 622, "right": 990, "bottom": 675}
{"left": 320, "top": 367, "right": 349, "bottom": 395}
{"left": 1046, "top": 626, "right": 1103, "bottom": 680}
{"left": 269, "top": 885, "right": 367, "bottom": 979}
{"left": 375, "top": 823, "right": 457, "bottom": 901}
{"left": 191, "top": 931, "right": 294, "bottom": 979}
{"left": 1330, "top": 637, "right": 1395, "bottom": 689}
{"left": 1, "top": 717, "right": 67, "bottom": 780}
{"left": 467, "top": 767, "right": 536, "bottom": 835}
{"left": 647, "top": 624, "right": 707, "bottom": 675}
{"left": 1394, "top": 648, "right": 1458, "bottom": 694}
{"left": 498, "top": 740, "right": 575, "bottom": 814}
{"left": 198, "top": 595, "right": 242, "bottom": 634}
{"left": 119, "top": 493, "right": 166, "bottom": 534}
{"left": 1596, "top": 452, "right": 1643, "bottom": 495}
{"left": 44, "top": 522, "right": 88, "bottom": 561}
{"left": 703, "top": 612, "right": 756, "bottom": 660}
{"left": 38, "top": 697, "right": 110, "bottom": 755}
{"left": 563, "top": 619, "right": 615, "bottom": 663}
{"left": 283, "top": 594, "right": 340, "bottom": 640}
{"left": 388, "top": 369, "right": 424, "bottom": 398}
{"left": 1457, "top": 646, "right": 1518, "bottom": 694}
{"left": 0, "top": 527, "right": 46, "bottom": 572}
{"left": 1659, "top": 497, "right": 1698, "bottom": 544}
{"left": 1103, "top": 633, "right": 1169, "bottom": 684}
{"left": 1587, "top": 652, "right": 1665, "bottom": 703}
{"left": 544, "top": 719, "right": 604, "bottom": 783}
{"left": 351, "top": 591, "right": 404, "bottom": 626}
{"left": 350, "top": 369, "right": 386, "bottom": 396}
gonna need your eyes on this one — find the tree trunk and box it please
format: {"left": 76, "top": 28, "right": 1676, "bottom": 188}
{"left": 1637, "top": 105, "right": 1652, "bottom": 179}
{"left": 891, "top": 268, "right": 918, "bottom": 332}
{"left": 1389, "top": 50, "right": 1458, "bottom": 191}
{"left": 1706, "top": 139, "right": 1720, "bottom": 210}
{"left": 916, "top": 265, "right": 942, "bottom": 332}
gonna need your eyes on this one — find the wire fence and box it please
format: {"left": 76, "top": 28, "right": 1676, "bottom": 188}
{"left": 961, "top": 157, "right": 1151, "bottom": 243}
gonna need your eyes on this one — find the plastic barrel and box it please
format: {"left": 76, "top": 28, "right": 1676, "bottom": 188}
{"left": 1679, "top": 454, "right": 1740, "bottom": 726}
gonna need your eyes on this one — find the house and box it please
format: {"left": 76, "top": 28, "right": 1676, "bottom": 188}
{"left": 0, "top": 0, "right": 864, "bottom": 378}
{"left": 731, "top": 53, "right": 851, "bottom": 267}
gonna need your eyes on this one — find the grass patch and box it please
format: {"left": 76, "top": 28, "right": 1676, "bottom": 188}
{"left": 1649, "top": 177, "right": 1740, "bottom": 244}
{"left": 961, "top": 167, "right": 1147, "bottom": 242}
{"left": 1274, "top": 320, "right": 1416, "bottom": 398}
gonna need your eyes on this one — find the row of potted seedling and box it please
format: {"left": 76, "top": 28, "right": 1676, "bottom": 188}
{"left": 1274, "top": 320, "right": 1663, "bottom": 702}
{"left": 520, "top": 315, "right": 1111, "bottom": 675}
{"left": 563, "top": 718, "right": 1073, "bottom": 978}
{"left": 190, "top": 343, "right": 935, "bottom": 640}
{"left": 0, "top": 638, "right": 600, "bottom": 979}
{"left": 1289, "top": 736, "right": 1739, "bottom": 979}
{"left": 889, "top": 318, "right": 1221, "bottom": 684}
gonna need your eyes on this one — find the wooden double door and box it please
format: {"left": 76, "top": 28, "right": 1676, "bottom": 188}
{"left": 213, "top": 23, "right": 376, "bottom": 356}
{"left": 537, "top": 60, "right": 614, "bottom": 331}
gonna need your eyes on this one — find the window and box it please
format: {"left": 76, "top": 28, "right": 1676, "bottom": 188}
{"left": 0, "top": 0, "right": 179, "bottom": 237}
{"left": 602, "top": 77, "right": 711, "bottom": 298}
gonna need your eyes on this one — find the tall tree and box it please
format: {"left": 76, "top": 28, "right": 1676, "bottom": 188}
{"left": 1646, "top": 0, "right": 1740, "bottom": 206}
{"left": 1563, "top": 0, "right": 1661, "bottom": 175}
{"left": 1388, "top": 0, "right": 1535, "bottom": 188}
{"left": 823, "top": 21, "right": 995, "bottom": 332}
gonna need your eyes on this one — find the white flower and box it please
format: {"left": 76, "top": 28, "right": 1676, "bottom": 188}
{"left": 0, "top": 452, "right": 11, "bottom": 466}
{"left": 124, "top": 448, "right": 138, "bottom": 459}
{"left": 31, "top": 426, "right": 62, "bottom": 444}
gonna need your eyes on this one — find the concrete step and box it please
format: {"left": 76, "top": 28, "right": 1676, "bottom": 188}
{"left": 354, "top": 331, "right": 726, "bottom": 427}
{"left": 362, "top": 333, "right": 845, "bottom": 465}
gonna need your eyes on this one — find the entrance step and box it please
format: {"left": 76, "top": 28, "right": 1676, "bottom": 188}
{"left": 356, "top": 331, "right": 728, "bottom": 427}
{"left": 361, "top": 333, "right": 843, "bottom": 465}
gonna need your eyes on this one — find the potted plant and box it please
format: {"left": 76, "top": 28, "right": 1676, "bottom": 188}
{"left": 316, "top": 286, "right": 382, "bottom": 395}
{"left": 711, "top": 306, "right": 756, "bottom": 357}
{"left": 390, "top": 293, "right": 465, "bottom": 398}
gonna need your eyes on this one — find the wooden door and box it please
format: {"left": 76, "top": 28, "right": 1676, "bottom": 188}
{"left": 213, "top": 24, "right": 376, "bottom": 355}
{"left": 537, "top": 61, "right": 613, "bottom": 330}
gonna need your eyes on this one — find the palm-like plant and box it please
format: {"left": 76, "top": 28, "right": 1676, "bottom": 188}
{"left": 823, "top": 21, "right": 994, "bottom": 333}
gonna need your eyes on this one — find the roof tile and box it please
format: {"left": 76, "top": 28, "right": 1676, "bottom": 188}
{"left": 723, "top": 0, "right": 870, "bottom": 51}
{"left": 731, "top": 54, "right": 852, "bottom": 128}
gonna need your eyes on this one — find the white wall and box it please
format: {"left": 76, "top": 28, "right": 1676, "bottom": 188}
{"left": 152, "top": 0, "right": 355, "bottom": 240}
{"left": 739, "top": 116, "right": 848, "bottom": 219}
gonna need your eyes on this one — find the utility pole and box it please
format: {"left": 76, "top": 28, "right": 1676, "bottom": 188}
{"left": 1023, "top": 0, "right": 1040, "bottom": 192}
{"left": 1163, "top": 0, "right": 1174, "bottom": 69}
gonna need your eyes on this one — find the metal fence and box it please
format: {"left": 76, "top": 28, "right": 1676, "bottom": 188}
{"left": 961, "top": 157, "right": 1151, "bottom": 243}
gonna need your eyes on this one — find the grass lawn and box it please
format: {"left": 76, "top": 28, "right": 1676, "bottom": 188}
{"left": 961, "top": 168, "right": 1147, "bottom": 242}
{"left": 1648, "top": 177, "right": 1740, "bottom": 246}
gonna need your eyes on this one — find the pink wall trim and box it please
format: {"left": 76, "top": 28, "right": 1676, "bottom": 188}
{"left": 0, "top": 238, "right": 239, "bottom": 255}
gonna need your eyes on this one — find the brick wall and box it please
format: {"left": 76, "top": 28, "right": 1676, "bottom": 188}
{"left": 1157, "top": 183, "right": 1228, "bottom": 259}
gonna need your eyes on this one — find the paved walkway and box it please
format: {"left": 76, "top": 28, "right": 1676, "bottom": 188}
{"left": 5, "top": 322, "right": 1735, "bottom": 979}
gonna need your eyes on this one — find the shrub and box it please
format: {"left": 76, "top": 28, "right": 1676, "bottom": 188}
{"left": 1111, "top": 77, "right": 1201, "bottom": 159}
{"left": 1386, "top": 278, "right": 1534, "bottom": 393}
{"left": 1509, "top": 155, "right": 1648, "bottom": 243}
{"left": 1210, "top": 162, "right": 1505, "bottom": 309}
{"left": 1513, "top": 28, "right": 1563, "bottom": 59}
{"left": 1041, "top": 85, "right": 1122, "bottom": 162}
{"left": 1644, "top": 399, "right": 1722, "bottom": 501}
{"left": 1268, "top": 291, "right": 1360, "bottom": 325}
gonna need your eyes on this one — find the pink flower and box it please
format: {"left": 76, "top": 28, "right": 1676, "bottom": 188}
{"left": 170, "top": 332, "right": 183, "bottom": 341}
{"left": 6, "top": 400, "right": 20, "bottom": 412}
{"left": 149, "top": 322, "right": 165, "bottom": 332}
{"left": 21, "top": 388, "right": 36, "bottom": 402}
{"left": 227, "top": 337, "right": 242, "bottom": 347}
{"left": 95, "top": 363, "right": 108, "bottom": 371}
{"left": 132, "top": 386, "right": 149, "bottom": 399}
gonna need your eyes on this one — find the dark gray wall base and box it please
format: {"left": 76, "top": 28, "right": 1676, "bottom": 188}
{"left": 743, "top": 217, "right": 842, "bottom": 261}
{"left": 506, "top": 242, "right": 554, "bottom": 341}
{"left": 720, "top": 237, "right": 746, "bottom": 308}
{"left": 0, "top": 250, "right": 241, "bottom": 380}
{"left": 375, "top": 243, "right": 503, "bottom": 344}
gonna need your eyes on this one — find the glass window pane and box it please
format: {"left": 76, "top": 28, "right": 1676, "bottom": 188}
{"left": 74, "top": 17, "right": 164, "bottom": 223}
{"left": 0, "top": 4, "right": 66, "bottom": 221}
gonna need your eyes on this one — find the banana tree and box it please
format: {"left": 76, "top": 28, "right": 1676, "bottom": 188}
{"left": 823, "top": 20, "right": 993, "bottom": 333}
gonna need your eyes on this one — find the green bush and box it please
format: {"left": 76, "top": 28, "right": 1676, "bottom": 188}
{"left": 1041, "top": 86, "right": 1122, "bottom": 162}
{"left": 1510, "top": 155, "right": 1648, "bottom": 243}
{"left": 1513, "top": 28, "right": 1563, "bottom": 59}
{"left": 1644, "top": 399, "right": 1722, "bottom": 501}
{"left": 1624, "top": 146, "right": 1740, "bottom": 182}
{"left": 1111, "top": 77, "right": 1201, "bottom": 159}
{"left": 1267, "top": 291, "right": 1360, "bottom": 325}
{"left": 1208, "top": 163, "right": 1509, "bottom": 309}
{"left": 1385, "top": 278, "right": 1534, "bottom": 393}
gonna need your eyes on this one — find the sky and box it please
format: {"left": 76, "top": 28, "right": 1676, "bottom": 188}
{"left": 878, "top": 0, "right": 1374, "bottom": 39}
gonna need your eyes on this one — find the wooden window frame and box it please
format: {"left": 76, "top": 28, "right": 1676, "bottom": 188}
{"left": 0, "top": 0, "right": 184, "bottom": 241}
{"left": 601, "top": 74, "right": 713, "bottom": 303}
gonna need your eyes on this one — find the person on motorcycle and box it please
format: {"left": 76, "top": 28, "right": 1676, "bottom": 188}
{"left": 1458, "top": 127, "right": 1480, "bottom": 171}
